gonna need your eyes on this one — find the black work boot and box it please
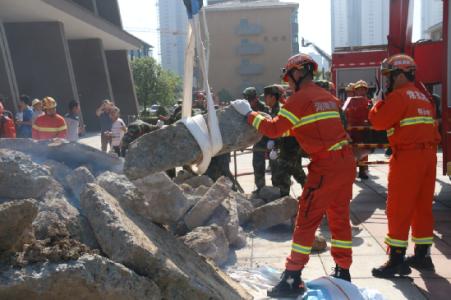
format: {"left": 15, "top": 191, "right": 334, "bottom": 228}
{"left": 267, "top": 269, "right": 305, "bottom": 298}
{"left": 372, "top": 247, "right": 411, "bottom": 278}
{"left": 358, "top": 167, "right": 369, "bottom": 180}
{"left": 330, "top": 264, "right": 351, "bottom": 282}
{"left": 405, "top": 245, "right": 435, "bottom": 271}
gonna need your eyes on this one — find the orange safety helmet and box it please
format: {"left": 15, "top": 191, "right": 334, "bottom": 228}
{"left": 42, "top": 96, "right": 57, "bottom": 110}
{"left": 381, "top": 54, "right": 416, "bottom": 76}
{"left": 281, "top": 53, "right": 318, "bottom": 82}
{"left": 354, "top": 80, "right": 368, "bottom": 90}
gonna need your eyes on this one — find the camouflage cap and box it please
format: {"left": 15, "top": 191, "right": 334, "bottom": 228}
{"left": 263, "top": 84, "right": 282, "bottom": 97}
{"left": 242, "top": 87, "right": 257, "bottom": 100}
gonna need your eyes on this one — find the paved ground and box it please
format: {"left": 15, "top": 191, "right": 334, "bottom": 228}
{"left": 79, "top": 134, "right": 451, "bottom": 299}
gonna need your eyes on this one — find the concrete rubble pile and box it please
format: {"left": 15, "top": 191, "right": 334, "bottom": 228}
{"left": 0, "top": 114, "right": 325, "bottom": 299}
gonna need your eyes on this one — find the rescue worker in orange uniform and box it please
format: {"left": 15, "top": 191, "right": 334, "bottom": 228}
{"left": 370, "top": 54, "right": 441, "bottom": 278}
{"left": 32, "top": 97, "right": 67, "bottom": 140}
{"left": 232, "top": 54, "right": 356, "bottom": 298}
{"left": 345, "top": 82, "right": 355, "bottom": 97}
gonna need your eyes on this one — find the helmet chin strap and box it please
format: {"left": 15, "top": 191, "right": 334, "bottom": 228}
{"left": 289, "top": 65, "right": 312, "bottom": 92}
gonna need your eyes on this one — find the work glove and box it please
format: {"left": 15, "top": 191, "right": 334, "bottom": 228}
{"left": 267, "top": 140, "right": 275, "bottom": 150}
{"left": 269, "top": 149, "right": 278, "bottom": 160}
{"left": 231, "top": 99, "right": 252, "bottom": 116}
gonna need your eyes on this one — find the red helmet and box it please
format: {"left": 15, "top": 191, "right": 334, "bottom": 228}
{"left": 381, "top": 54, "right": 416, "bottom": 76}
{"left": 281, "top": 53, "right": 318, "bottom": 82}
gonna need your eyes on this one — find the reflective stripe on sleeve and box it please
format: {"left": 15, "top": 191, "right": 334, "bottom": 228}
{"left": 294, "top": 111, "right": 340, "bottom": 128}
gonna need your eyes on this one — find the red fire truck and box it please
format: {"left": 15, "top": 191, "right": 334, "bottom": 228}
{"left": 331, "top": 0, "right": 450, "bottom": 178}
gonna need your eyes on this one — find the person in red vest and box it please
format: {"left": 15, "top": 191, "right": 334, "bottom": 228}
{"left": 232, "top": 53, "right": 355, "bottom": 298}
{"left": 32, "top": 97, "right": 67, "bottom": 140}
{"left": 370, "top": 54, "right": 441, "bottom": 277}
{"left": 0, "top": 102, "right": 16, "bottom": 138}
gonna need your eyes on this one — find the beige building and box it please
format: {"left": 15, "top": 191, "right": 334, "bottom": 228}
{"left": 204, "top": 0, "right": 299, "bottom": 98}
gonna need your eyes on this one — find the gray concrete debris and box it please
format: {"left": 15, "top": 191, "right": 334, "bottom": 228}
{"left": 232, "top": 227, "right": 247, "bottom": 249}
{"left": 192, "top": 185, "right": 210, "bottom": 196}
{"left": 173, "top": 170, "right": 195, "bottom": 185}
{"left": 0, "top": 138, "right": 123, "bottom": 174}
{"left": 0, "top": 149, "right": 52, "bottom": 199}
{"left": 184, "top": 177, "right": 232, "bottom": 230}
{"left": 66, "top": 166, "right": 95, "bottom": 199}
{"left": 0, "top": 254, "right": 161, "bottom": 300}
{"left": 250, "top": 196, "right": 299, "bottom": 230}
{"left": 80, "top": 184, "right": 251, "bottom": 300}
{"left": 184, "top": 175, "right": 214, "bottom": 188}
{"left": 33, "top": 180, "right": 98, "bottom": 250}
{"left": 124, "top": 106, "right": 262, "bottom": 179}
{"left": 249, "top": 197, "right": 266, "bottom": 208}
{"left": 231, "top": 191, "right": 254, "bottom": 225}
{"left": 0, "top": 199, "right": 38, "bottom": 252}
{"left": 207, "top": 197, "right": 240, "bottom": 246}
{"left": 132, "top": 172, "right": 193, "bottom": 225}
{"left": 258, "top": 186, "right": 281, "bottom": 203}
{"left": 43, "top": 159, "right": 72, "bottom": 190}
{"left": 180, "top": 225, "right": 230, "bottom": 266}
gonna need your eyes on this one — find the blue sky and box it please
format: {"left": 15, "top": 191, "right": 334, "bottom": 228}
{"left": 118, "top": 0, "right": 422, "bottom": 61}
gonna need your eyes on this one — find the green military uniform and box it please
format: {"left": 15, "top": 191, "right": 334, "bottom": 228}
{"left": 243, "top": 87, "right": 268, "bottom": 191}
{"left": 121, "top": 120, "right": 158, "bottom": 156}
{"left": 264, "top": 85, "right": 306, "bottom": 196}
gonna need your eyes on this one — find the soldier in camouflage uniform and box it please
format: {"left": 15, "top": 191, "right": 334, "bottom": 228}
{"left": 121, "top": 119, "right": 158, "bottom": 157}
{"left": 243, "top": 87, "right": 268, "bottom": 192}
{"left": 263, "top": 85, "right": 306, "bottom": 196}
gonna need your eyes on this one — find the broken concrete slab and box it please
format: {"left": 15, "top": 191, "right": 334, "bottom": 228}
{"left": 207, "top": 197, "right": 240, "bottom": 246}
{"left": 0, "top": 199, "right": 38, "bottom": 252}
{"left": 0, "top": 149, "right": 52, "bottom": 199}
{"left": 132, "top": 172, "right": 193, "bottom": 225}
{"left": 0, "top": 138, "right": 123, "bottom": 174}
{"left": 124, "top": 106, "right": 262, "bottom": 179}
{"left": 184, "top": 175, "right": 214, "bottom": 188}
{"left": 66, "top": 166, "right": 95, "bottom": 199}
{"left": 184, "top": 177, "right": 232, "bottom": 230}
{"left": 80, "top": 183, "right": 250, "bottom": 300}
{"left": 258, "top": 186, "right": 281, "bottom": 203}
{"left": 33, "top": 180, "right": 98, "bottom": 250}
{"left": 231, "top": 192, "right": 254, "bottom": 225}
{"left": 180, "top": 225, "right": 229, "bottom": 266}
{"left": 250, "top": 196, "right": 298, "bottom": 230}
{"left": 0, "top": 254, "right": 161, "bottom": 300}
{"left": 42, "top": 160, "right": 72, "bottom": 190}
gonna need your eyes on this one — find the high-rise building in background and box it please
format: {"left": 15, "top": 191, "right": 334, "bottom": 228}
{"left": 421, "top": 0, "right": 443, "bottom": 39}
{"left": 158, "top": 0, "right": 188, "bottom": 77}
{"left": 331, "top": 0, "right": 389, "bottom": 50}
{"left": 204, "top": 0, "right": 298, "bottom": 98}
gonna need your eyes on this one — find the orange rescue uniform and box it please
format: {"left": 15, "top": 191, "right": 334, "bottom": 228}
{"left": 369, "top": 82, "right": 441, "bottom": 248}
{"left": 248, "top": 81, "right": 356, "bottom": 270}
{"left": 32, "top": 114, "right": 67, "bottom": 140}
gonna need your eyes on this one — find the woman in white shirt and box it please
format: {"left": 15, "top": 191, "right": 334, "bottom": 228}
{"left": 109, "top": 106, "right": 127, "bottom": 156}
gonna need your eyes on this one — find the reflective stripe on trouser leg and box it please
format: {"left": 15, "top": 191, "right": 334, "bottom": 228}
{"left": 385, "top": 236, "right": 408, "bottom": 248}
{"left": 412, "top": 236, "right": 434, "bottom": 245}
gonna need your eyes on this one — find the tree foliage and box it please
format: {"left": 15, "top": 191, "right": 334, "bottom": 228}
{"left": 131, "top": 57, "right": 182, "bottom": 109}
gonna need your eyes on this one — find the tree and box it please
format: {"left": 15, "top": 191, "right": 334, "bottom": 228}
{"left": 131, "top": 57, "right": 182, "bottom": 110}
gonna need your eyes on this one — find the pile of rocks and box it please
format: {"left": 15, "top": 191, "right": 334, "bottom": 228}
{"left": 0, "top": 140, "right": 250, "bottom": 300}
{"left": 0, "top": 138, "right": 323, "bottom": 299}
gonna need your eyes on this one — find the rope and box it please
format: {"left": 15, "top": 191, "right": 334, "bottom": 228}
{"left": 181, "top": 12, "right": 223, "bottom": 174}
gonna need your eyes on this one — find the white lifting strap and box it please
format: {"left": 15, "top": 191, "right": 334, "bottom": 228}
{"left": 181, "top": 14, "right": 222, "bottom": 174}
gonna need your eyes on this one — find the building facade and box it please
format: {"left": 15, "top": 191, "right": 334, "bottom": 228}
{"left": 421, "top": 0, "right": 443, "bottom": 39}
{"left": 331, "top": 0, "right": 389, "bottom": 50}
{"left": 0, "top": 0, "right": 142, "bottom": 130}
{"left": 158, "top": 0, "right": 188, "bottom": 77}
{"left": 204, "top": 0, "right": 299, "bottom": 98}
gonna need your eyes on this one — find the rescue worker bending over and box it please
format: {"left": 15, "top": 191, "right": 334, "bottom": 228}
{"left": 370, "top": 54, "right": 441, "bottom": 278}
{"left": 32, "top": 97, "right": 67, "bottom": 140}
{"left": 232, "top": 53, "right": 356, "bottom": 298}
{"left": 263, "top": 84, "right": 306, "bottom": 196}
{"left": 242, "top": 86, "right": 268, "bottom": 193}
